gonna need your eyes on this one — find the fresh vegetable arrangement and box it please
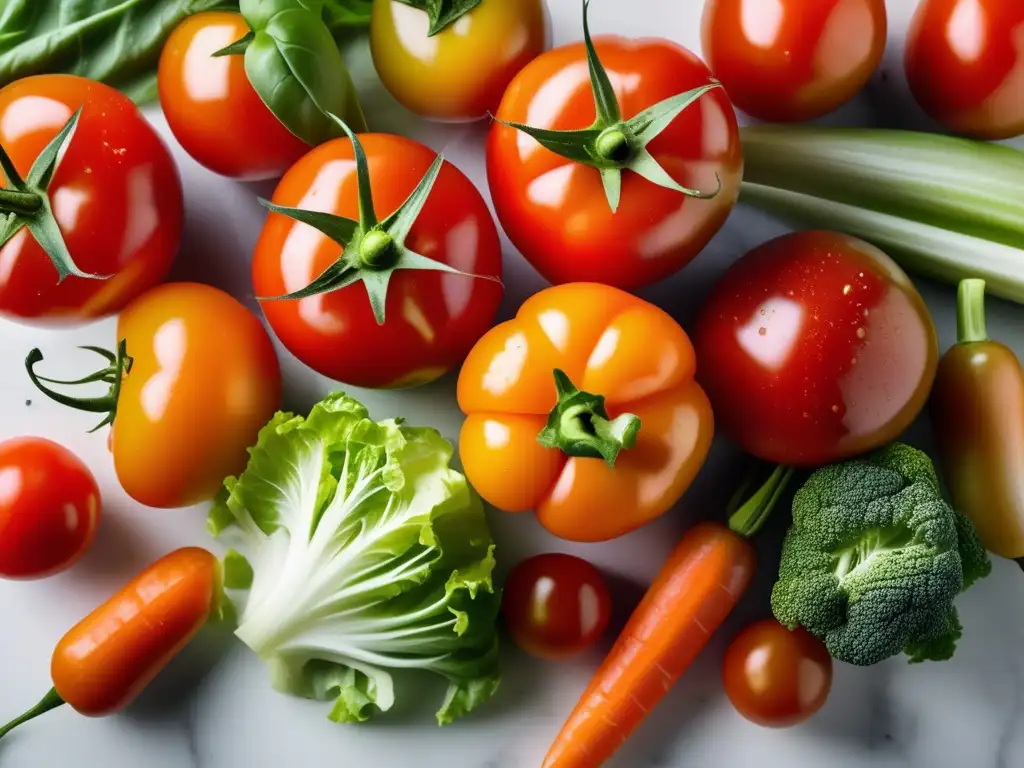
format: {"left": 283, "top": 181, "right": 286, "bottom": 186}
{"left": 2, "top": 0, "right": 1024, "bottom": 764}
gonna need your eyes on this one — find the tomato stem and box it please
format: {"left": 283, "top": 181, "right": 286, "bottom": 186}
{"left": 359, "top": 229, "right": 396, "bottom": 270}
{"left": 595, "top": 128, "right": 630, "bottom": 163}
{"left": 0, "top": 688, "right": 65, "bottom": 741}
{"left": 727, "top": 464, "right": 796, "bottom": 539}
{"left": 25, "top": 340, "right": 133, "bottom": 433}
{"left": 537, "top": 369, "right": 641, "bottom": 467}
{"left": 957, "top": 279, "right": 988, "bottom": 345}
{"left": 0, "top": 187, "right": 41, "bottom": 216}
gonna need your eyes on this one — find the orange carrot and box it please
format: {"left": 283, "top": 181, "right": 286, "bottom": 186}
{"left": 542, "top": 466, "right": 794, "bottom": 768}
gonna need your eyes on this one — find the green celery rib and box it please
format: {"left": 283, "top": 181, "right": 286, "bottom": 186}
{"left": 738, "top": 125, "right": 1024, "bottom": 304}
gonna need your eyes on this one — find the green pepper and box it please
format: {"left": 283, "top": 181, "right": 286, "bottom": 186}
{"left": 929, "top": 278, "right": 1024, "bottom": 567}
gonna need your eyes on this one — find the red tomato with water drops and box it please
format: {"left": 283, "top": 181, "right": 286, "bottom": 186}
{"left": 502, "top": 553, "right": 612, "bottom": 661}
{"left": 693, "top": 231, "right": 938, "bottom": 468}
{"left": 487, "top": 17, "right": 742, "bottom": 291}
{"left": 701, "top": 0, "right": 887, "bottom": 123}
{"left": 723, "top": 618, "right": 833, "bottom": 728}
{"left": 0, "top": 75, "right": 183, "bottom": 326}
{"left": 253, "top": 133, "right": 503, "bottom": 389}
{"left": 0, "top": 437, "right": 101, "bottom": 580}
{"left": 158, "top": 12, "right": 310, "bottom": 179}
{"left": 905, "top": 0, "right": 1024, "bottom": 140}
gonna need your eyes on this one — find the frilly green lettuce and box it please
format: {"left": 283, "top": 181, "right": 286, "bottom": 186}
{"left": 209, "top": 392, "right": 501, "bottom": 725}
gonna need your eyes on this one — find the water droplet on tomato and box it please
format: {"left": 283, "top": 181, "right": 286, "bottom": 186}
{"left": 758, "top": 327, "right": 767, "bottom": 336}
{"left": 856, "top": 327, "right": 867, "bottom": 339}
{"left": 842, "top": 284, "right": 852, "bottom": 295}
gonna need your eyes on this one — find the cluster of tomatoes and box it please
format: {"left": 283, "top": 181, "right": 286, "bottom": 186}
{"left": 0, "top": 0, "right": 1021, "bottom": 741}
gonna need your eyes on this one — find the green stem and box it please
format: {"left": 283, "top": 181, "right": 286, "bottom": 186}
{"left": 537, "top": 369, "right": 641, "bottom": 467}
{"left": 0, "top": 688, "right": 65, "bottom": 741}
{"left": 727, "top": 464, "right": 796, "bottom": 538}
{"left": 595, "top": 127, "right": 630, "bottom": 163}
{"left": 359, "top": 229, "right": 396, "bottom": 270}
{"left": 0, "top": 187, "right": 40, "bottom": 216}
{"left": 957, "top": 279, "right": 988, "bottom": 344}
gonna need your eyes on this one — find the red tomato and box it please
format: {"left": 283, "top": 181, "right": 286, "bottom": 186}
{"left": 0, "top": 437, "right": 100, "bottom": 580}
{"left": 501, "top": 553, "right": 612, "bottom": 660}
{"left": 0, "top": 75, "right": 183, "bottom": 326}
{"left": 158, "top": 12, "right": 310, "bottom": 179}
{"left": 487, "top": 37, "right": 742, "bottom": 291}
{"left": 723, "top": 619, "right": 833, "bottom": 728}
{"left": 693, "top": 231, "right": 938, "bottom": 467}
{"left": 252, "top": 134, "right": 503, "bottom": 389}
{"left": 701, "top": 0, "right": 887, "bottom": 122}
{"left": 904, "top": 0, "right": 1024, "bottom": 140}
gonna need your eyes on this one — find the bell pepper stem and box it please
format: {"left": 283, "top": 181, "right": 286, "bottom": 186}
{"left": 537, "top": 369, "right": 641, "bottom": 467}
{"left": 0, "top": 688, "right": 65, "bottom": 741}
{"left": 957, "top": 279, "right": 988, "bottom": 344}
{"left": 727, "top": 464, "right": 796, "bottom": 539}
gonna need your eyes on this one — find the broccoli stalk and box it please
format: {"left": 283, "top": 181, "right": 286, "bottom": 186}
{"left": 770, "top": 443, "right": 991, "bottom": 666}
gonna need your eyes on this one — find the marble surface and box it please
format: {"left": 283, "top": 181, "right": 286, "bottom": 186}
{"left": 2, "top": 1, "right": 1024, "bottom": 766}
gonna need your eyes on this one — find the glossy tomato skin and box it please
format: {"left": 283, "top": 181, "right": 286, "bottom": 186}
{"left": 370, "top": 0, "right": 548, "bottom": 121}
{"left": 723, "top": 619, "right": 833, "bottom": 728}
{"left": 0, "top": 75, "right": 183, "bottom": 326}
{"left": 158, "top": 12, "right": 310, "bottom": 179}
{"left": 905, "top": 0, "right": 1024, "bottom": 140}
{"left": 0, "top": 437, "right": 100, "bottom": 580}
{"left": 253, "top": 134, "right": 504, "bottom": 389}
{"left": 693, "top": 231, "right": 938, "bottom": 468}
{"left": 458, "top": 283, "right": 714, "bottom": 542}
{"left": 701, "top": 0, "right": 886, "bottom": 122}
{"left": 113, "top": 283, "right": 281, "bottom": 509}
{"left": 501, "top": 553, "right": 612, "bottom": 661}
{"left": 487, "top": 37, "right": 741, "bottom": 291}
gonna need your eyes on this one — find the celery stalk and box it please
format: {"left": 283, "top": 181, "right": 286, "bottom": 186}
{"left": 738, "top": 124, "right": 1024, "bottom": 304}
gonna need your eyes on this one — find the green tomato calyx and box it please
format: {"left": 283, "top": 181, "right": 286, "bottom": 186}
{"left": 493, "top": 0, "right": 723, "bottom": 213}
{"left": 0, "top": 107, "right": 111, "bottom": 283}
{"left": 257, "top": 115, "right": 501, "bottom": 326}
{"left": 537, "top": 369, "right": 641, "bottom": 467}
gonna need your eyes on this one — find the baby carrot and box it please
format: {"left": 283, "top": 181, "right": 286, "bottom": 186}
{"left": 542, "top": 466, "right": 793, "bottom": 768}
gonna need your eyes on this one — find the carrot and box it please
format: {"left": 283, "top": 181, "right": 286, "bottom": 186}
{"left": 542, "top": 466, "right": 794, "bottom": 768}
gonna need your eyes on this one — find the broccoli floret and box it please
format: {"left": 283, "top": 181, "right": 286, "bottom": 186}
{"left": 771, "top": 443, "right": 992, "bottom": 666}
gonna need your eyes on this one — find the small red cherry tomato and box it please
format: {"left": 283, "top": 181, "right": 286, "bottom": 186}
{"left": 158, "top": 11, "right": 310, "bottom": 179}
{"left": 0, "top": 74, "right": 183, "bottom": 326}
{"left": 904, "top": 0, "right": 1024, "bottom": 140}
{"left": 0, "top": 437, "right": 101, "bottom": 580}
{"left": 701, "top": 0, "right": 887, "bottom": 123}
{"left": 501, "top": 553, "right": 612, "bottom": 661}
{"left": 253, "top": 133, "right": 503, "bottom": 389}
{"left": 487, "top": 30, "right": 742, "bottom": 290}
{"left": 693, "top": 231, "right": 938, "bottom": 467}
{"left": 723, "top": 618, "right": 833, "bottom": 728}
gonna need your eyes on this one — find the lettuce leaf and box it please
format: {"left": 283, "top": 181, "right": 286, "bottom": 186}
{"left": 209, "top": 392, "right": 501, "bottom": 725}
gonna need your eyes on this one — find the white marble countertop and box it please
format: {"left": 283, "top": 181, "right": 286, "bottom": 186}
{"left": 2, "top": 1, "right": 1024, "bottom": 766}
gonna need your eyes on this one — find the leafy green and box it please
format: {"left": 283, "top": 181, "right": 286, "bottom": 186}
{"left": 209, "top": 392, "right": 502, "bottom": 725}
{"left": 322, "top": 0, "right": 372, "bottom": 30}
{"left": 0, "top": 0, "right": 235, "bottom": 104}
{"left": 771, "top": 443, "right": 992, "bottom": 666}
{"left": 394, "top": 0, "right": 482, "bottom": 36}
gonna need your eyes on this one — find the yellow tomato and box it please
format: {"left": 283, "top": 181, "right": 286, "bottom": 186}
{"left": 369, "top": 0, "right": 549, "bottom": 121}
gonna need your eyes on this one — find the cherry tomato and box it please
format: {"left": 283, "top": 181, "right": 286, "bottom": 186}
{"left": 370, "top": 0, "right": 548, "bottom": 122}
{"left": 723, "top": 619, "right": 833, "bottom": 728}
{"left": 29, "top": 283, "right": 282, "bottom": 509}
{"left": 693, "top": 231, "right": 938, "bottom": 467}
{"left": 701, "top": 0, "right": 887, "bottom": 123}
{"left": 0, "top": 75, "right": 183, "bottom": 326}
{"left": 487, "top": 36, "right": 742, "bottom": 290}
{"left": 0, "top": 437, "right": 100, "bottom": 580}
{"left": 501, "top": 553, "right": 612, "bottom": 660}
{"left": 904, "top": 0, "right": 1024, "bottom": 140}
{"left": 253, "top": 134, "right": 503, "bottom": 389}
{"left": 158, "top": 12, "right": 310, "bottom": 179}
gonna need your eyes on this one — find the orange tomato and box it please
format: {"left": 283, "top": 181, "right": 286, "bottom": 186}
{"left": 158, "top": 12, "right": 309, "bottom": 179}
{"left": 457, "top": 283, "right": 714, "bottom": 542}
{"left": 51, "top": 547, "right": 218, "bottom": 716}
{"left": 369, "top": 0, "right": 548, "bottom": 121}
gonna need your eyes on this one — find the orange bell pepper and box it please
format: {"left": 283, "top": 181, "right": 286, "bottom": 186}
{"left": 457, "top": 283, "right": 714, "bottom": 542}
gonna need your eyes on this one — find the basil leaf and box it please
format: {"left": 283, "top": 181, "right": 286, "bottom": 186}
{"left": 243, "top": 6, "right": 366, "bottom": 146}
{"left": 0, "top": 0, "right": 236, "bottom": 104}
{"left": 322, "top": 0, "right": 372, "bottom": 30}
